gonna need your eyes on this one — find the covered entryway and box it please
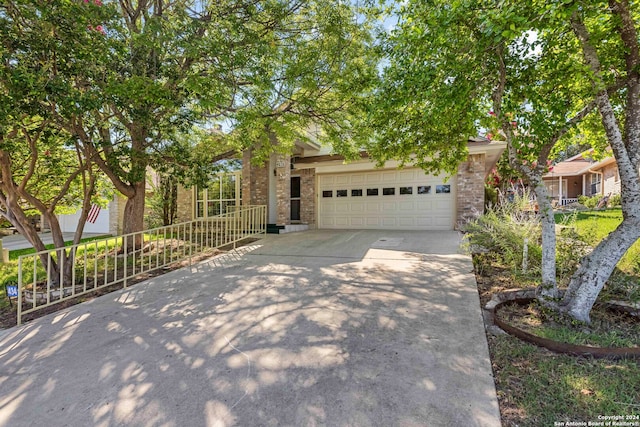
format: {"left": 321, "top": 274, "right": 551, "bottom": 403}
{"left": 317, "top": 168, "right": 455, "bottom": 230}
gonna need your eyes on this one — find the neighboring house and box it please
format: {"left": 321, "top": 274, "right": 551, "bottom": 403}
{"left": 177, "top": 138, "right": 506, "bottom": 231}
{"left": 542, "top": 151, "right": 620, "bottom": 206}
{"left": 57, "top": 197, "right": 126, "bottom": 236}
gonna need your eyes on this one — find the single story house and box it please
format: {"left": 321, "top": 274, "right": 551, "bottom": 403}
{"left": 176, "top": 138, "right": 506, "bottom": 231}
{"left": 542, "top": 151, "right": 619, "bottom": 206}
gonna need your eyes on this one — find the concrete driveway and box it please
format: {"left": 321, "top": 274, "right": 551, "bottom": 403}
{"left": 0, "top": 230, "right": 501, "bottom": 427}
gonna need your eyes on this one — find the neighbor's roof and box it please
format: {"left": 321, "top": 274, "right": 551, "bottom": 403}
{"left": 544, "top": 151, "right": 616, "bottom": 178}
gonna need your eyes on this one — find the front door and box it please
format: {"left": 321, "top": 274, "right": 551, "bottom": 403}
{"left": 291, "top": 176, "right": 301, "bottom": 221}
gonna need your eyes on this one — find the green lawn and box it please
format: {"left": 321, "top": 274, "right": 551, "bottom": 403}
{"left": 556, "top": 207, "right": 640, "bottom": 273}
{"left": 473, "top": 207, "right": 640, "bottom": 425}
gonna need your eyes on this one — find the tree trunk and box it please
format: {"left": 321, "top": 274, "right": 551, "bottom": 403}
{"left": 122, "top": 179, "right": 146, "bottom": 249}
{"left": 560, "top": 218, "right": 640, "bottom": 323}
{"left": 532, "top": 178, "right": 559, "bottom": 300}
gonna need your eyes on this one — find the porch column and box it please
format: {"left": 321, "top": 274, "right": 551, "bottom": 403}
{"left": 558, "top": 176, "right": 563, "bottom": 205}
{"left": 582, "top": 175, "right": 586, "bottom": 196}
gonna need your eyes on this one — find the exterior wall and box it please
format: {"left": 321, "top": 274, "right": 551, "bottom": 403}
{"left": 566, "top": 176, "right": 582, "bottom": 198}
{"left": 601, "top": 163, "right": 621, "bottom": 196}
{"left": 244, "top": 150, "right": 490, "bottom": 229}
{"left": 175, "top": 185, "right": 193, "bottom": 223}
{"left": 299, "top": 168, "right": 316, "bottom": 227}
{"left": 242, "top": 150, "right": 269, "bottom": 207}
{"left": 456, "top": 153, "right": 485, "bottom": 227}
{"left": 275, "top": 154, "right": 291, "bottom": 225}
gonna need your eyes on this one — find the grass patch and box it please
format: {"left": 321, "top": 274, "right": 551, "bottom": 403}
{"left": 498, "top": 300, "right": 640, "bottom": 348}
{"left": 489, "top": 333, "right": 640, "bottom": 426}
{"left": 556, "top": 208, "right": 640, "bottom": 273}
{"left": 475, "top": 252, "right": 640, "bottom": 426}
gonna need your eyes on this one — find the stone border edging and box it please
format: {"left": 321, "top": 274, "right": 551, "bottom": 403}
{"left": 484, "top": 289, "right": 640, "bottom": 359}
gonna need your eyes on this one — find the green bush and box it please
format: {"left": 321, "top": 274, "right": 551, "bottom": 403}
{"left": 462, "top": 190, "right": 542, "bottom": 275}
{"left": 484, "top": 186, "right": 498, "bottom": 211}
{"left": 608, "top": 193, "right": 621, "bottom": 207}
{"left": 579, "top": 195, "right": 600, "bottom": 209}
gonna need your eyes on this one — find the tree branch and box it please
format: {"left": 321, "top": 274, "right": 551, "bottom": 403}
{"left": 609, "top": 0, "right": 640, "bottom": 166}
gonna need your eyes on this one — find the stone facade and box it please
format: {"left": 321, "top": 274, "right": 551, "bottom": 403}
{"left": 299, "top": 168, "right": 316, "bottom": 226}
{"left": 108, "top": 195, "right": 127, "bottom": 235}
{"left": 456, "top": 153, "right": 486, "bottom": 227}
{"left": 275, "top": 154, "right": 291, "bottom": 224}
{"left": 242, "top": 150, "right": 269, "bottom": 207}
{"left": 175, "top": 185, "right": 192, "bottom": 223}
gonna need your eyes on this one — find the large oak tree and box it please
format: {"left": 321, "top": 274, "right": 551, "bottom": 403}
{"left": 3, "top": 0, "right": 377, "bottom": 243}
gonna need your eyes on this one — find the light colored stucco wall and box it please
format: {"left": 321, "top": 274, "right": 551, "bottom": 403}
{"left": 601, "top": 163, "right": 621, "bottom": 196}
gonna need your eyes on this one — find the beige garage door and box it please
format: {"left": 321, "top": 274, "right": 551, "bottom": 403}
{"left": 317, "top": 168, "right": 455, "bottom": 230}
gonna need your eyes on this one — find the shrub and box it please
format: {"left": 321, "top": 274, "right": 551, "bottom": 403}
{"left": 484, "top": 186, "right": 498, "bottom": 211}
{"left": 608, "top": 193, "right": 621, "bottom": 207}
{"left": 580, "top": 195, "right": 600, "bottom": 209}
{"left": 462, "top": 190, "right": 542, "bottom": 275}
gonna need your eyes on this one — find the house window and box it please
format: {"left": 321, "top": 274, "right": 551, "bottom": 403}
{"left": 383, "top": 187, "right": 395, "bottom": 195}
{"left": 436, "top": 185, "right": 450, "bottom": 194}
{"left": 544, "top": 179, "right": 568, "bottom": 198}
{"left": 351, "top": 189, "right": 363, "bottom": 197}
{"left": 322, "top": 190, "right": 333, "bottom": 198}
{"left": 194, "top": 172, "right": 241, "bottom": 218}
{"left": 589, "top": 173, "right": 602, "bottom": 195}
{"left": 417, "top": 185, "right": 431, "bottom": 194}
{"left": 336, "top": 190, "right": 348, "bottom": 197}
{"left": 399, "top": 186, "right": 413, "bottom": 195}
{"left": 367, "top": 188, "right": 379, "bottom": 196}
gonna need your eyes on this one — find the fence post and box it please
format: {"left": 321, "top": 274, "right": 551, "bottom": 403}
{"left": 17, "top": 257, "right": 22, "bottom": 326}
{"left": 123, "top": 235, "right": 128, "bottom": 288}
{"left": 189, "top": 222, "right": 193, "bottom": 266}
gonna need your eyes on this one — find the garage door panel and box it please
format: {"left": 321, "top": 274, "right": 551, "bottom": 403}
{"left": 416, "top": 217, "right": 432, "bottom": 227}
{"left": 332, "top": 217, "right": 348, "bottom": 227}
{"left": 335, "top": 175, "right": 349, "bottom": 185}
{"left": 399, "top": 201, "right": 414, "bottom": 210}
{"left": 350, "top": 217, "right": 364, "bottom": 226}
{"left": 350, "top": 202, "right": 365, "bottom": 213}
{"left": 319, "top": 175, "right": 333, "bottom": 186}
{"left": 350, "top": 174, "right": 364, "bottom": 184}
{"left": 382, "top": 202, "right": 397, "bottom": 211}
{"left": 398, "top": 217, "right": 415, "bottom": 227}
{"left": 398, "top": 171, "right": 415, "bottom": 181}
{"left": 363, "top": 217, "right": 378, "bottom": 227}
{"left": 366, "top": 202, "right": 381, "bottom": 212}
{"left": 366, "top": 173, "right": 381, "bottom": 183}
{"left": 320, "top": 217, "right": 335, "bottom": 227}
{"left": 335, "top": 204, "right": 350, "bottom": 213}
{"left": 318, "top": 169, "right": 454, "bottom": 230}
{"left": 417, "top": 200, "right": 433, "bottom": 210}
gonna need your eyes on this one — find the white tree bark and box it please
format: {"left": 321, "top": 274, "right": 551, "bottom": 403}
{"left": 532, "top": 177, "right": 558, "bottom": 299}
{"left": 559, "top": 6, "right": 640, "bottom": 322}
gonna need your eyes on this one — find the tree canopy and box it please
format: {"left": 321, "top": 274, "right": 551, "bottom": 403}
{"left": 2, "top": 0, "right": 379, "bottom": 237}
{"left": 371, "top": 0, "right": 640, "bottom": 322}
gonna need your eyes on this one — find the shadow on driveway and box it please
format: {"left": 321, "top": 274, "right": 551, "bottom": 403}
{"left": 0, "top": 230, "right": 500, "bottom": 427}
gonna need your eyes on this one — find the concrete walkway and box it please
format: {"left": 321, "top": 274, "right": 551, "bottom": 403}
{"left": 0, "top": 230, "right": 501, "bottom": 427}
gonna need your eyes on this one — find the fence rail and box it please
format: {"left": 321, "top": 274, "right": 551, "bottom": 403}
{"left": 16, "top": 205, "right": 266, "bottom": 325}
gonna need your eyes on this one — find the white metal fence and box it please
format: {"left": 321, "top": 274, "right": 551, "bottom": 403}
{"left": 16, "top": 205, "right": 266, "bottom": 325}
